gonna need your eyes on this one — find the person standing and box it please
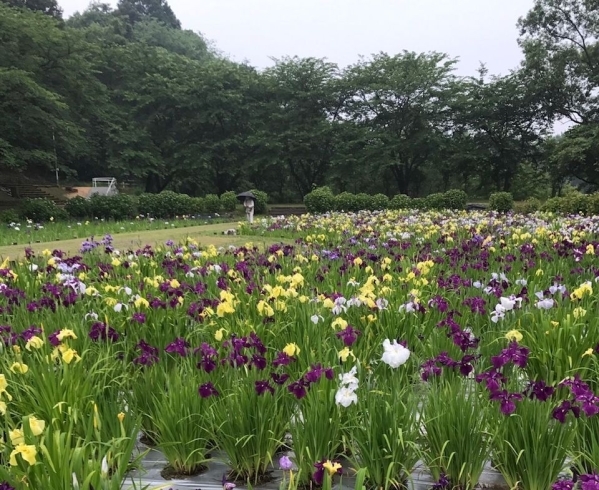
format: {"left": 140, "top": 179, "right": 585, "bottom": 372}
{"left": 243, "top": 197, "right": 255, "bottom": 224}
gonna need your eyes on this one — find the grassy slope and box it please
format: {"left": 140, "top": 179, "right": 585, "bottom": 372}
{"left": 0, "top": 223, "right": 282, "bottom": 259}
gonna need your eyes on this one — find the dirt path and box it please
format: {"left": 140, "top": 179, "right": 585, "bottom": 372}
{"left": 0, "top": 223, "right": 280, "bottom": 258}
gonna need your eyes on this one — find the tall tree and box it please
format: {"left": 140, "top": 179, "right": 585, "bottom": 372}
{"left": 0, "top": 4, "right": 99, "bottom": 177}
{"left": 260, "top": 57, "right": 349, "bottom": 197}
{"left": 1, "top": 0, "right": 61, "bottom": 18}
{"left": 455, "top": 68, "right": 549, "bottom": 192}
{"left": 518, "top": 0, "right": 599, "bottom": 124}
{"left": 0, "top": 68, "right": 79, "bottom": 172}
{"left": 549, "top": 123, "right": 599, "bottom": 190}
{"left": 343, "top": 51, "right": 457, "bottom": 195}
{"left": 116, "top": 0, "right": 181, "bottom": 29}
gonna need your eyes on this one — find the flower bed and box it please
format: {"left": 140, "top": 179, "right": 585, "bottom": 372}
{"left": 0, "top": 210, "right": 598, "bottom": 490}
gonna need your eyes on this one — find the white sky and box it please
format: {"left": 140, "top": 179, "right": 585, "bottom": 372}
{"left": 59, "top": 0, "right": 535, "bottom": 77}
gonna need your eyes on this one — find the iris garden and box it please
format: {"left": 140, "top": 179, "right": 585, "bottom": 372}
{"left": 0, "top": 209, "right": 598, "bottom": 490}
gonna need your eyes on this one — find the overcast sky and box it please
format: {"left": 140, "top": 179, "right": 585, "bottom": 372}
{"left": 59, "top": 0, "right": 535, "bottom": 77}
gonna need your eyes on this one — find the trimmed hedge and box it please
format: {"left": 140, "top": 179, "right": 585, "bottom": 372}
{"left": 389, "top": 194, "right": 411, "bottom": 210}
{"left": 89, "top": 194, "right": 137, "bottom": 220}
{"left": 59, "top": 189, "right": 268, "bottom": 220}
{"left": 540, "top": 191, "right": 599, "bottom": 215}
{"left": 442, "top": 189, "right": 468, "bottom": 210}
{"left": 220, "top": 191, "right": 238, "bottom": 212}
{"left": 250, "top": 189, "right": 268, "bottom": 215}
{"left": 489, "top": 192, "right": 514, "bottom": 213}
{"left": 304, "top": 187, "right": 335, "bottom": 214}
{"left": 20, "top": 198, "right": 66, "bottom": 222}
{"left": 305, "top": 188, "right": 471, "bottom": 214}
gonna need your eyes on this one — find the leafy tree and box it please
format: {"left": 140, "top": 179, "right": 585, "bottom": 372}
{"left": 174, "top": 60, "right": 268, "bottom": 195}
{"left": 455, "top": 68, "right": 549, "bottom": 192}
{"left": 1, "top": 0, "right": 61, "bottom": 18}
{"left": 131, "top": 20, "right": 209, "bottom": 60}
{"left": 0, "top": 4, "right": 98, "bottom": 176}
{"left": 116, "top": 0, "right": 181, "bottom": 29}
{"left": 519, "top": 0, "right": 599, "bottom": 124}
{"left": 258, "top": 57, "right": 349, "bottom": 198}
{"left": 343, "top": 51, "right": 457, "bottom": 195}
{"left": 549, "top": 124, "right": 599, "bottom": 190}
{"left": 0, "top": 68, "right": 79, "bottom": 171}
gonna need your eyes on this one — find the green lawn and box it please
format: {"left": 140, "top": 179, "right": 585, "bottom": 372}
{"left": 0, "top": 222, "right": 283, "bottom": 259}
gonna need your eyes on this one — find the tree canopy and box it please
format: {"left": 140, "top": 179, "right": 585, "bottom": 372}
{"left": 1, "top": 0, "right": 598, "bottom": 200}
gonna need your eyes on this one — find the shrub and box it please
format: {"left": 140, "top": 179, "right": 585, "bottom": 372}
{"left": 304, "top": 187, "right": 335, "bottom": 214}
{"left": 65, "top": 196, "right": 91, "bottom": 219}
{"left": 155, "top": 191, "right": 192, "bottom": 218}
{"left": 111, "top": 194, "right": 138, "bottom": 219}
{"left": 138, "top": 193, "right": 161, "bottom": 217}
{"left": 89, "top": 194, "right": 137, "bottom": 220}
{"left": 424, "top": 193, "right": 445, "bottom": 210}
{"left": 355, "top": 193, "right": 373, "bottom": 212}
{"left": 20, "top": 198, "right": 63, "bottom": 222}
{"left": 389, "top": 194, "right": 411, "bottom": 210}
{"left": 371, "top": 193, "right": 390, "bottom": 211}
{"left": 411, "top": 197, "right": 427, "bottom": 209}
{"left": 521, "top": 197, "right": 541, "bottom": 214}
{"left": 189, "top": 197, "right": 205, "bottom": 215}
{"left": 204, "top": 194, "right": 222, "bottom": 214}
{"left": 562, "top": 192, "right": 589, "bottom": 214}
{"left": 220, "top": 191, "right": 238, "bottom": 213}
{"left": 250, "top": 189, "right": 269, "bottom": 214}
{"left": 334, "top": 192, "right": 357, "bottom": 212}
{"left": 540, "top": 197, "right": 562, "bottom": 213}
{"left": 489, "top": 192, "right": 514, "bottom": 213}
{"left": 586, "top": 193, "right": 599, "bottom": 215}
{"left": 443, "top": 189, "right": 468, "bottom": 210}
{"left": 0, "top": 209, "right": 19, "bottom": 224}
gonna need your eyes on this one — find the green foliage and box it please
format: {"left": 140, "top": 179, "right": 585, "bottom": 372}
{"left": 411, "top": 197, "right": 427, "bottom": 209}
{"left": 304, "top": 186, "right": 335, "bottom": 214}
{"left": 424, "top": 192, "right": 445, "bottom": 210}
{"left": 422, "top": 381, "right": 491, "bottom": 490}
{"left": 586, "top": 193, "right": 599, "bottom": 216}
{"left": 0, "top": 209, "right": 20, "bottom": 224}
{"left": 189, "top": 197, "right": 205, "bottom": 215}
{"left": 541, "top": 197, "right": 564, "bottom": 213}
{"left": 250, "top": 189, "right": 268, "bottom": 214}
{"left": 344, "top": 51, "right": 457, "bottom": 196}
{"left": 390, "top": 194, "right": 411, "bottom": 210}
{"left": 0, "top": 0, "right": 589, "bottom": 205}
{"left": 130, "top": 20, "right": 209, "bottom": 60}
{"left": 203, "top": 194, "right": 222, "bottom": 214}
{"left": 261, "top": 57, "right": 347, "bottom": 197}
{"left": 3, "top": 0, "right": 63, "bottom": 18}
{"left": 355, "top": 193, "right": 373, "bottom": 212}
{"left": 538, "top": 192, "right": 599, "bottom": 215}
{"left": 137, "top": 193, "right": 162, "bottom": 217}
{"left": 20, "top": 198, "right": 63, "bottom": 222}
{"left": 64, "top": 196, "right": 91, "bottom": 219}
{"left": 116, "top": 0, "right": 181, "bottom": 29}
{"left": 219, "top": 191, "right": 237, "bottom": 213}
{"left": 443, "top": 189, "right": 468, "bottom": 210}
{"left": 350, "top": 383, "right": 420, "bottom": 490}
{"left": 89, "top": 194, "right": 137, "bottom": 220}
{"left": 489, "top": 192, "right": 514, "bottom": 212}
{"left": 370, "top": 193, "right": 390, "bottom": 211}
{"left": 334, "top": 192, "right": 355, "bottom": 212}
{"left": 563, "top": 192, "right": 589, "bottom": 214}
{"left": 518, "top": 0, "right": 599, "bottom": 127}
{"left": 156, "top": 191, "right": 192, "bottom": 218}
{"left": 522, "top": 197, "right": 542, "bottom": 214}
{"left": 137, "top": 191, "right": 194, "bottom": 218}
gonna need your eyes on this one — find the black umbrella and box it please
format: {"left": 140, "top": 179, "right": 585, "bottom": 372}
{"left": 236, "top": 191, "right": 256, "bottom": 202}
